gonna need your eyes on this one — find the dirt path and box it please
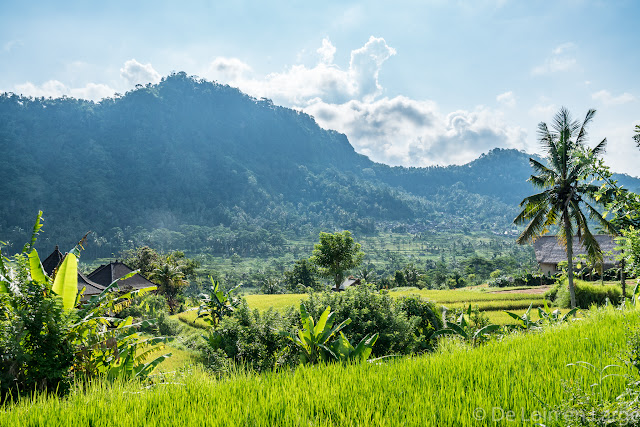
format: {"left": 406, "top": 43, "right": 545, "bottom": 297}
{"left": 490, "top": 286, "right": 551, "bottom": 294}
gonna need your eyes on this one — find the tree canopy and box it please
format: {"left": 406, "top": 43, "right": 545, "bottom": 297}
{"left": 310, "top": 231, "right": 365, "bottom": 288}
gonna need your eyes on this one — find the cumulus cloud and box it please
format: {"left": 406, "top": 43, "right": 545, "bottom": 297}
{"left": 532, "top": 43, "right": 577, "bottom": 75}
{"left": 317, "top": 38, "right": 336, "bottom": 64}
{"left": 591, "top": 90, "right": 635, "bottom": 106}
{"left": 496, "top": 91, "right": 516, "bottom": 108}
{"left": 348, "top": 36, "right": 397, "bottom": 101}
{"left": 213, "top": 36, "right": 396, "bottom": 106}
{"left": 304, "top": 96, "right": 527, "bottom": 167}
{"left": 13, "top": 80, "right": 115, "bottom": 101}
{"left": 202, "top": 37, "right": 526, "bottom": 166}
{"left": 120, "top": 59, "right": 161, "bottom": 86}
{"left": 206, "top": 57, "right": 252, "bottom": 82}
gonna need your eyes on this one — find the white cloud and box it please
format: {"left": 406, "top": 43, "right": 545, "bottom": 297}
{"left": 202, "top": 37, "right": 525, "bottom": 166}
{"left": 317, "top": 38, "right": 336, "bottom": 64}
{"left": 601, "top": 123, "right": 640, "bottom": 178}
{"left": 216, "top": 36, "right": 396, "bottom": 106}
{"left": 120, "top": 59, "right": 161, "bottom": 86}
{"left": 532, "top": 43, "right": 577, "bottom": 75}
{"left": 13, "top": 80, "right": 115, "bottom": 101}
{"left": 528, "top": 102, "right": 557, "bottom": 119}
{"left": 591, "top": 90, "right": 635, "bottom": 106}
{"left": 3, "top": 40, "right": 22, "bottom": 52}
{"left": 552, "top": 42, "right": 575, "bottom": 55}
{"left": 496, "top": 91, "right": 516, "bottom": 108}
{"left": 348, "top": 36, "right": 396, "bottom": 101}
{"left": 206, "top": 57, "right": 252, "bottom": 82}
{"left": 305, "top": 96, "right": 527, "bottom": 167}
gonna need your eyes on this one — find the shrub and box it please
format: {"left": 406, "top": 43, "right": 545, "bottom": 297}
{"left": 486, "top": 276, "right": 513, "bottom": 288}
{"left": 395, "top": 295, "right": 442, "bottom": 352}
{"left": 555, "top": 279, "right": 623, "bottom": 308}
{"left": 545, "top": 282, "right": 563, "bottom": 303}
{"left": 202, "top": 301, "right": 298, "bottom": 372}
{"left": 0, "top": 278, "right": 74, "bottom": 400}
{"left": 303, "top": 285, "right": 423, "bottom": 356}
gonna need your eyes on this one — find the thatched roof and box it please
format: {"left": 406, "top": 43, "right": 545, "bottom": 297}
{"left": 533, "top": 235, "right": 619, "bottom": 265}
{"left": 87, "top": 261, "right": 155, "bottom": 290}
{"left": 334, "top": 276, "right": 361, "bottom": 291}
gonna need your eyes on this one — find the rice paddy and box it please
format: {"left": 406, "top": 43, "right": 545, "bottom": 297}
{"left": 3, "top": 307, "right": 637, "bottom": 426}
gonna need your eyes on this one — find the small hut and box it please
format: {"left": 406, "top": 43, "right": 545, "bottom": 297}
{"left": 533, "top": 235, "right": 619, "bottom": 275}
{"left": 334, "top": 276, "right": 361, "bottom": 291}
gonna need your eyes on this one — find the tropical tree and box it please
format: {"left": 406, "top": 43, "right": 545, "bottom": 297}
{"left": 310, "top": 231, "right": 365, "bottom": 289}
{"left": 149, "top": 263, "right": 187, "bottom": 313}
{"left": 514, "top": 108, "right": 615, "bottom": 308}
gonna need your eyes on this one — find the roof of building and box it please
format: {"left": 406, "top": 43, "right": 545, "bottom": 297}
{"left": 42, "top": 247, "right": 105, "bottom": 296}
{"left": 533, "top": 235, "right": 619, "bottom": 265}
{"left": 41, "top": 246, "right": 63, "bottom": 276}
{"left": 78, "top": 271, "right": 105, "bottom": 296}
{"left": 334, "top": 276, "right": 361, "bottom": 291}
{"left": 87, "top": 261, "right": 155, "bottom": 290}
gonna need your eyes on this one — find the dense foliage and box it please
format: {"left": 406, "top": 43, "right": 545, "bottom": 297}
{"left": 0, "top": 223, "right": 172, "bottom": 401}
{"left": 303, "top": 285, "right": 440, "bottom": 356}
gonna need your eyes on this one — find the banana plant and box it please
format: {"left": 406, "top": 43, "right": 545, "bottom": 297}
{"left": 285, "top": 304, "right": 352, "bottom": 364}
{"left": 432, "top": 304, "right": 500, "bottom": 346}
{"left": 504, "top": 303, "right": 543, "bottom": 330}
{"left": 537, "top": 300, "right": 578, "bottom": 324}
{"left": 196, "top": 278, "right": 242, "bottom": 327}
{"left": 329, "top": 331, "right": 379, "bottom": 363}
{"left": 1, "top": 213, "right": 171, "bottom": 381}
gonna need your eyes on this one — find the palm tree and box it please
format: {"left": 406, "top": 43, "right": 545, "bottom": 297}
{"left": 149, "top": 263, "right": 187, "bottom": 314}
{"left": 514, "top": 107, "right": 615, "bottom": 308}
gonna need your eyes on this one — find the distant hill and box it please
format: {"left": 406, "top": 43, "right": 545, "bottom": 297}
{"left": 1, "top": 72, "right": 637, "bottom": 257}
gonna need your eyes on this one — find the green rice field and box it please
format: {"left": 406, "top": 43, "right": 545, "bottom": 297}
{"left": 177, "top": 286, "right": 551, "bottom": 328}
{"left": 2, "top": 307, "right": 636, "bottom": 426}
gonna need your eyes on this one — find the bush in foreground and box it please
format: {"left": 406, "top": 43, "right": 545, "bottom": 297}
{"left": 551, "top": 279, "right": 623, "bottom": 308}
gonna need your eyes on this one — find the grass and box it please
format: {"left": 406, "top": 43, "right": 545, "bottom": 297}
{"left": 176, "top": 287, "right": 549, "bottom": 328}
{"left": 146, "top": 344, "right": 197, "bottom": 373}
{"left": 3, "top": 307, "right": 636, "bottom": 426}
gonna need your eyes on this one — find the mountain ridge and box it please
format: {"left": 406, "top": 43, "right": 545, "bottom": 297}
{"left": 1, "top": 72, "right": 637, "bottom": 257}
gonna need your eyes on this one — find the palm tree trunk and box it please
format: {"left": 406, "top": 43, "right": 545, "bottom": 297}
{"left": 564, "top": 216, "right": 577, "bottom": 309}
{"left": 621, "top": 256, "right": 626, "bottom": 299}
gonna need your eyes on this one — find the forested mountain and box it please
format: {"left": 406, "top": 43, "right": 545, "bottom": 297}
{"left": 1, "top": 72, "right": 637, "bottom": 258}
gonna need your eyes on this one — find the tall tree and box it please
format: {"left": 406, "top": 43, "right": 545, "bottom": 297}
{"left": 310, "top": 231, "right": 364, "bottom": 289}
{"left": 514, "top": 108, "right": 615, "bottom": 308}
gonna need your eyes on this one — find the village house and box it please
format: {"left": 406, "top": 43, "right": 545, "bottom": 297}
{"left": 42, "top": 247, "right": 155, "bottom": 299}
{"left": 533, "top": 235, "right": 619, "bottom": 275}
{"left": 42, "top": 246, "right": 106, "bottom": 298}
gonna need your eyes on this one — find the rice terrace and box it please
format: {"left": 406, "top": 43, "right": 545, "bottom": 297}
{"left": 2, "top": 1, "right": 640, "bottom": 426}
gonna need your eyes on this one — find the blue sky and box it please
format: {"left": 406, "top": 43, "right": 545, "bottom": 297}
{"left": 1, "top": 0, "right": 638, "bottom": 176}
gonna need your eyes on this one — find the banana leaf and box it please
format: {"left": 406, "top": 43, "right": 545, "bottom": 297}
{"left": 52, "top": 252, "right": 78, "bottom": 310}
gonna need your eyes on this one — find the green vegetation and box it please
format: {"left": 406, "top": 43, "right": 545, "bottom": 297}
{"left": 310, "top": 231, "right": 364, "bottom": 288}
{"left": 0, "top": 221, "right": 172, "bottom": 401}
{"left": 2, "top": 308, "right": 637, "bottom": 426}
{"left": 515, "top": 107, "right": 614, "bottom": 308}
